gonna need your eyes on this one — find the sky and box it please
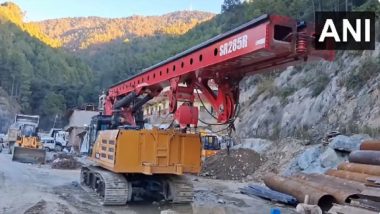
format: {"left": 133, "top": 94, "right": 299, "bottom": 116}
{"left": 1, "top": 0, "right": 225, "bottom": 21}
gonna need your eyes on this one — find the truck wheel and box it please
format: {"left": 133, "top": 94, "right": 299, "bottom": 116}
{"left": 44, "top": 147, "right": 50, "bottom": 152}
{"left": 55, "top": 145, "right": 63, "bottom": 152}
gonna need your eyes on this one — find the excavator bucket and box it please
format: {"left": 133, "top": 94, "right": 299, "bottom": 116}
{"left": 12, "top": 147, "right": 46, "bottom": 164}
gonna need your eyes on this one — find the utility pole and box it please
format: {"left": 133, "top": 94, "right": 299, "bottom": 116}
{"left": 52, "top": 114, "right": 58, "bottom": 128}
{"left": 11, "top": 76, "right": 15, "bottom": 97}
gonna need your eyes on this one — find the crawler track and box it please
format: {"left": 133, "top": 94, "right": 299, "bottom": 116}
{"left": 80, "top": 166, "right": 194, "bottom": 205}
{"left": 167, "top": 175, "right": 194, "bottom": 203}
{"left": 80, "top": 166, "right": 131, "bottom": 205}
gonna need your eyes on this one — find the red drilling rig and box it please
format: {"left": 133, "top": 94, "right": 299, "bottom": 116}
{"left": 81, "top": 14, "right": 334, "bottom": 205}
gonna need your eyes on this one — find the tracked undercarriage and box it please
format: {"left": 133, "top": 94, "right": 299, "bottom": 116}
{"left": 80, "top": 166, "right": 194, "bottom": 205}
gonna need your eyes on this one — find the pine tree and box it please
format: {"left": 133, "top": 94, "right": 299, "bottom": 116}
{"left": 221, "top": 0, "right": 241, "bottom": 13}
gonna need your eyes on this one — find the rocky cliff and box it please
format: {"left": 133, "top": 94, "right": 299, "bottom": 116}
{"left": 236, "top": 44, "right": 380, "bottom": 143}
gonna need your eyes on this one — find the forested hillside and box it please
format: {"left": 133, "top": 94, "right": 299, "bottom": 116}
{"left": 0, "top": 2, "right": 215, "bottom": 130}
{"left": 0, "top": 2, "right": 61, "bottom": 47}
{"left": 0, "top": 2, "right": 94, "bottom": 128}
{"left": 36, "top": 11, "right": 214, "bottom": 50}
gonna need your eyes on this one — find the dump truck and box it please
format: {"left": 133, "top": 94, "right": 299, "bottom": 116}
{"left": 8, "top": 114, "right": 46, "bottom": 164}
{"left": 80, "top": 14, "right": 333, "bottom": 205}
{"left": 6, "top": 126, "right": 18, "bottom": 154}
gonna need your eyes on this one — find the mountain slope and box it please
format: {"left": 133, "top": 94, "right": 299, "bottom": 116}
{"left": 0, "top": 2, "right": 61, "bottom": 47}
{"left": 36, "top": 11, "right": 214, "bottom": 50}
{"left": 0, "top": 3, "right": 93, "bottom": 129}
{"left": 236, "top": 45, "right": 380, "bottom": 142}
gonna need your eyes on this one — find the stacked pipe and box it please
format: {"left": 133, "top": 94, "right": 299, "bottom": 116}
{"left": 326, "top": 140, "right": 380, "bottom": 187}
{"left": 263, "top": 173, "right": 336, "bottom": 211}
{"left": 261, "top": 140, "right": 380, "bottom": 211}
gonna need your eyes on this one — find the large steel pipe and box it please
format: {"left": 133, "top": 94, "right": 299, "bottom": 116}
{"left": 293, "top": 173, "right": 359, "bottom": 203}
{"left": 325, "top": 169, "right": 380, "bottom": 184}
{"left": 296, "top": 172, "right": 365, "bottom": 192}
{"left": 349, "top": 150, "right": 380, "bottom": 165}
{"left": 338, "top": 162, "right": 380, "bottom": 176}
{"left": 263, "top": 173, "right": 336, "bottom": 210}
{"left": 132, "top": 94, "right": 153, "bottom": 112}
{"left": 360, "top": 140, "right": 380, "bottom": 151}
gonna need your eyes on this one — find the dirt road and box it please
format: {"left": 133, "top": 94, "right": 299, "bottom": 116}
{"left": 0, "top": 152, "right": 296, "bottom": 214}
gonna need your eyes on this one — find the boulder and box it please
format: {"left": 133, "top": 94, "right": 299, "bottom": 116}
{"left": 329, "top": 134, "right": 371, "bottom": 152}
{"left": 319, "top": 147, "right": 340, "bottom": 168}
{"left": 297, "top": 146, "right": 322, "bottom": 170}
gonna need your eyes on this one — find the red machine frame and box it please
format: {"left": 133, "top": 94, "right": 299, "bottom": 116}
{"left": 103, "top": 14, "right": 334, "bottom": 127}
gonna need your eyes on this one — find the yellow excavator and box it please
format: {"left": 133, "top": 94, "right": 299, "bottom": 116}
{"left": 200, "top": 131, "right": 221, "bottom": 160}
{"left": 8, "top": 114, "right": 46, "bottom": 164}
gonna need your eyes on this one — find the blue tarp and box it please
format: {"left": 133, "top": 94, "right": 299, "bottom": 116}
{"left": 240, "top": 184, "right": 298, "bottom": 205}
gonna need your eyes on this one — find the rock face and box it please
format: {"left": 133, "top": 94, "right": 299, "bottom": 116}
{"left": 0, "top": 88, "right": 19, "bottom": 133}
{"left": 235, "top": 45, "right": 380, "bottom": 142}
{"left": 232, "top": 138, "right": 273, "bottom": 154}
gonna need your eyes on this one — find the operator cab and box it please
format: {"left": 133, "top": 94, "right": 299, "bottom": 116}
{"left": 201, "top": 134, "right": 221, "bottom": 160}
{"left": 19, "top": 124, "right": 38, "bottom": 138}
{"left": 201, "top": 135, "right": 221, "bottom": 151}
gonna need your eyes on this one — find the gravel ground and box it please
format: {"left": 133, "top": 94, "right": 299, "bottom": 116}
{"left": 200, "top": 149, "right": 265, "bottom": 180}
{"left": 0, "top": 151, "right": 296, "bottom": 214}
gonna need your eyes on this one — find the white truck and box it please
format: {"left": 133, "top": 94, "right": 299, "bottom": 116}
{"left": 41, "top": 128, "right": 69, "bottom": 152}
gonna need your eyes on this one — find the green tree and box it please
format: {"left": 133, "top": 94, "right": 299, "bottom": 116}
{"left": 40, "top": 92, "right": 66, "bottom": 118}
{"left": 221, "top": 0, "right": 241, "bottom": 13}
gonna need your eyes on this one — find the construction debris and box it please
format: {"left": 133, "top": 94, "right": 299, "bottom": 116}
{"left": 239, "top": 184, "right": 297, "bottom": 205}
{"left": 200, "top": 148, "right": 264, "bottom": 180}
{"left": 50, "top": 153, "right": 81, "bottom": 169}
{"left": 350, "top": 198, "right": 380, "bottom": 212}
{"left": 295, "top": 195, "right": 322, "bottom": 214}
{"left": 327, "top": 204, "right": 378, "bottom": 214}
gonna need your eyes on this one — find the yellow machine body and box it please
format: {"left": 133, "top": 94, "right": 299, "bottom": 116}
{"left": 16, "top": 136, "right": 43, "bottom": 149}
{"left": 13, "top": 136, "right": 46, "bottom": 164}
{"left": 90, "top": 128, "right": 202, "bottom": 175}
{"left": 202, "top": 149, "right": 219, "bottom": 159}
